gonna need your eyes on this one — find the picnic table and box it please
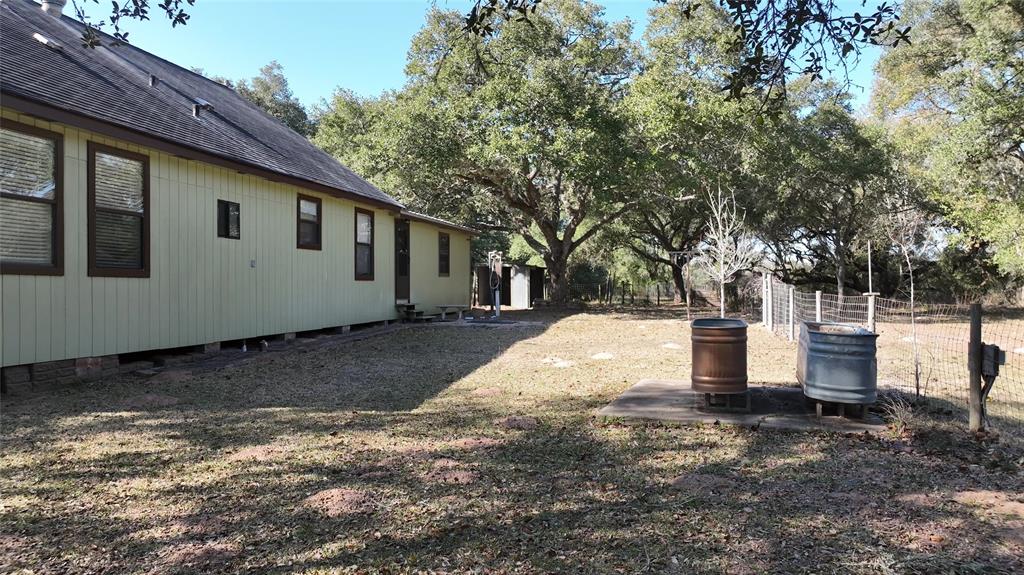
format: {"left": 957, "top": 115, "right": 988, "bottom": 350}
{"left": 437, "top": 304, "right": 469, "bottom": 321}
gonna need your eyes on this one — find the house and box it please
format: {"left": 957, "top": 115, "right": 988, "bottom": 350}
{"left": 0, "top": 0, "right": 474, "bottom": 390}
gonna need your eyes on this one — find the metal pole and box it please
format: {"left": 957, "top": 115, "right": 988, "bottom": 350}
{"left": 766, "top": 278, "right": 774, "bottom": 331}
{"left": 815, "top": 290, "right": 822, "bottom": 322}
{"left": 762, "top": 275, "right": 768, "bottom": 326}
{"left": 968, "top": 303, "right": 983, "bottom": 432}
{"left": 867, "top": 240, "right": 873, "bottom": 295}
{"left": 867, "top": 294, "right": 876, "bottom": 333}
{"left": 788, "top": 286, "right": 795, "bottom": 342}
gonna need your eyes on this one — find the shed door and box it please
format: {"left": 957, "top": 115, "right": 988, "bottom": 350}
{"left": 395, "top": 220, "right": 410, "bottom": 301}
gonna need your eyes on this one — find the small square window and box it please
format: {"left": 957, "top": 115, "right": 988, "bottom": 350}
{"left": 217, "top": 200, "right": 240, "bottom": 239}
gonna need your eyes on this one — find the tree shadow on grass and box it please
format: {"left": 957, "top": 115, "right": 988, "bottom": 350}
{"left": 3, "top": 315, "right": 1022, "bottom": 573}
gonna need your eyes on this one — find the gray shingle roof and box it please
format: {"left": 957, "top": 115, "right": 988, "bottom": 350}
{"left": 0, "top": 0, "right": 402, "bottom": 208}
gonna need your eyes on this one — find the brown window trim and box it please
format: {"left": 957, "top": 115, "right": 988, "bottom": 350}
{"left": 87, "top": 141, "right": 151, "bottom": 278}
{"left": 296, "top": 194, "right": 323, "bottom": 250}
{"left": 0, "top": 119, "right": 64, "bottom": 276}
{"left": 438, "top": 231, "right": 450, "bottom": 277}
{"left": 354, "top": 207, "right": 374, "bottom": 281}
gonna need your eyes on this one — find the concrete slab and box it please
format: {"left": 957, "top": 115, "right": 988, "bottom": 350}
{"left": 598, "top": 378, "right": 887, "bottom": 433}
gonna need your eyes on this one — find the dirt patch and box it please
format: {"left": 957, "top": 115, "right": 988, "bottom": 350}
{"left": 170, "top": 514, "right": 228, "bottom": 536}
{"left": 495, "top": 416, "right": 539, "bottom": 430}
{"left": 302, "top": 488, "right": 375, "bottom": 517}
{"left": 896, "top": 492, "right": 940, "bottom": 507}
{"left": 953, "top": 490, "right": 1024, "bottom": 518}
{"left": 470, "top": 387, "right": 503, "bottom": 397}
{"left": 448, "top": 437, "right": 504, "bottom": 450}
{"left": 124, "top": 393, "right": 180, "bottom": 409}
{"left": 906, "top": 523, "right": 958, "bottom": 551}
{"left": 670, "top": 473, "right": 737, "bottom": 494}
{"left": 148, "top": 541, "right": 239, "bottom": 574}
{"left": 421, "top": 458, "right": 479, "bottom": 485}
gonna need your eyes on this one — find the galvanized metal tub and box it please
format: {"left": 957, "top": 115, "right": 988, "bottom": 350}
{"left": 691, "top": 318, "right": 748, "bottom": 394}
{"left": 798, "top": 322, "right": 879, "bottom": 405}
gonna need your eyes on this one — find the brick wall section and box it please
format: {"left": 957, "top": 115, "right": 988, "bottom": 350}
{"left": 1, "top": 355, "right": 119, "bottom": 394}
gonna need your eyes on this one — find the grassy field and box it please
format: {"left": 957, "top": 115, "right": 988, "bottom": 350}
{"left": 2, "top": 307, "right": 1022, "bottom": 574}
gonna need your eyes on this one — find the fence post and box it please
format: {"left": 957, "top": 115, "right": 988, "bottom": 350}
{"left": 867, "top": 294, "right": 876, "bottom": 333}
{"left": 620, "top": 282, "right": 625, "bottom": 305}
{"left": 761, "top": 275, "right": 768, "bottom": 326}
{"left": 815, "top": 290, "right": 822, "bottom": 322}
{"left": 787, "top": 286, "right": 795, "bottom": 341}
{"left": 656, "top": 284, "right": 661, "bottom": 306}
{"left": 766, "top": 278, "right": 773, "bottom": 331}
{"left": 968, "top": 303, "right": 984, "bottom": 432}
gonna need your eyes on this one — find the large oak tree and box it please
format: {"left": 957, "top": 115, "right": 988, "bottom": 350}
{"left": 373, "top": 0, "right": 641, "bottom": 303}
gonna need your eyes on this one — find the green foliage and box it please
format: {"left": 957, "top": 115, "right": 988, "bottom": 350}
{"left": 354, "top": 0, "right": 642, "bottom": 302}
{"left": 874, "top": 0, "right": 1024, "bottom": 276}
{"left": 464, "top": 0, "right": 910, "bottom": 105}
{"left": 235, "top": 61, "right": 314, "bottom": 137}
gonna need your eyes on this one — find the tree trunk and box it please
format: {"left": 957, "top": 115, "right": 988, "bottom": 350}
{"left": 835, "top": 242, "right": 846, "bottom": 309}
{"left": 670, "top": 264, "right": 685, "bottom": 304}
{"left": 546, "top": 256, "right": 569, "bottom": 305}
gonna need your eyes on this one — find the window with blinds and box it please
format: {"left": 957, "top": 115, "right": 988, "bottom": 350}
{"left": 355, "top": 208, "right": 374, "bottom": 280}
{"left": 88, "top": 143, "right": 149, "bottom": 277}
{"left": 0, "top": 122, "right": 63, "bottom": 275}
{"left": 297, "top": 195, "right": 322, "bottom": 250}
{"left": 438, "top": 232, "right": 450, "bottom": 277}
{"left": 217, "top": 200, "right": 240, "bottom": 239}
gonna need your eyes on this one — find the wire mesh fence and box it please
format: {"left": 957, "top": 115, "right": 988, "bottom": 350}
{"left": 568, "top": 278, "right": 762, "bottom": 319}
{"left": 763, "top": 276, "right": 1024, "bottom": 434}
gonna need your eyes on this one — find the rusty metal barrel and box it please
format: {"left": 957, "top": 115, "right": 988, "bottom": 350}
{"left": 691, "top": 318, "right": 748, "bottom": 394}
{"left": 798, "top": 322, "right": 879, "bottom": 405}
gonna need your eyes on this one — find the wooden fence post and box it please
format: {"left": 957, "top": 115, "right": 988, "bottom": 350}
{"left": 621, "top": 282, "right": 625, "bottom": 305}
{"left": 968, "top": 303, "right": 983, "bottom": 432}
{"left": 787, "top": 286, "right": 795, "bottom": 341}
{"left": 815, "top": 290, "right": 822, "bottom": 322}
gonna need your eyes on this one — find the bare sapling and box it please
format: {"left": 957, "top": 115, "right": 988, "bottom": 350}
{"left": 697, "top": 185, "right": 762, "bottom": 318}
{"left": 881, "top": 203, "right": 934, "bottom": 398}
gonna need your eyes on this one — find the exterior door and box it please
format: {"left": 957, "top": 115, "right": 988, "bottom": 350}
{"left": 395, "top": 219, "right": 410, "bottom": 301}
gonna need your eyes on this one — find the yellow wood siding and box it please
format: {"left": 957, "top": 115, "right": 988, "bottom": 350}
{"left": 408, "top": 221, "right": 472, "bottom": 314}
{"left": 1, "top": 108, "right": 399, "bottom": 367}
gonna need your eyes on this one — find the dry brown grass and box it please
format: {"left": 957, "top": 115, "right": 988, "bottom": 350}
{"left": 1, "top": 306, "right": 1022, "bottom": 574}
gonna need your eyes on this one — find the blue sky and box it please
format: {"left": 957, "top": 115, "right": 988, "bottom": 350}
{"left": 77, "top": 0, "right": 880, "bottom": 111}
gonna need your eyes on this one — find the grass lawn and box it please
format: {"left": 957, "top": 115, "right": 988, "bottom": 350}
{"left": 2, "top": 307, "right": 1022, "bottom": 574}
